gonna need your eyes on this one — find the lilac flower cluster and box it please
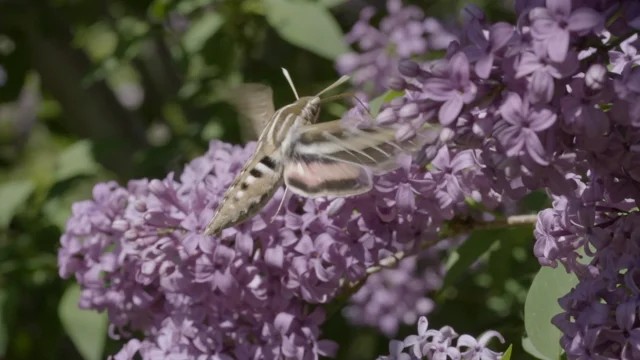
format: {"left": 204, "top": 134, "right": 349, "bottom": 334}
{"left": 377, "top": 316, "right": 504, "bottom": 360}
{"left": 348, "top": 0, "right": 640, "bottom": 357}
{"left": 342, "top": 244, "right": 446, "bottom": 338}
{"left": 337, "top": 0, "right": 458, "bottom": 96}
{"left": 58, "top": 132, "right": 501, "bottom": 358}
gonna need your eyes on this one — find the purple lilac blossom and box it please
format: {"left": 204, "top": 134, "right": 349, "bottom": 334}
{"left": 342, "top": 236, "right": 465, "bottom": 338}
{"left": 376, "top": 0, "right": 640, "bottom": 358}
{"left": 58, "top": 131, "right": 498, "bottom": 359}
{"left": 377, "top": 316, "right": 505, "bottom": 360}
{"left": 336, "top": 0, "right": 458, "bottom": 96}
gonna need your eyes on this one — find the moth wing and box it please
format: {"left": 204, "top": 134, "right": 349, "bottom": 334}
{"left": 284, "top": 120, "right": 439, "bottom": 175}
{"left": 225, "top": 83, "right": 276, "bottom": 140}
{"left": 281, "top": 119, "right": 432, "bottom": 198}
{"left": 283, "top": 159, "right": 372, "bottom": 198}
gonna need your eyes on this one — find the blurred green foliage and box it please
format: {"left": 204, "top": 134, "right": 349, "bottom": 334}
{"left": 0, "top": 0, "right": 560, "bottom": 359}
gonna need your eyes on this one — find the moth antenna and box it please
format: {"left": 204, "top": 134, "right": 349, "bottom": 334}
{"left": 281, "top": 68, "right": 300, "bottom": 100}
{"left": 316, "top": 75, "right": 351, "bottom": 97}
{"left": 271, "top": 187, "right": 291, "bottom": 223}
{"left": 320, "top": 93, "right": 374, "bottom": 124}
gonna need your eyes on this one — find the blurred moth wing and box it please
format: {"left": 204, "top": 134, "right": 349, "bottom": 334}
{"left": 281, "top": 120, "right": 441, "bottom": 198}
{"left": 224, "top": 83, "right": 276, "bottom": 140}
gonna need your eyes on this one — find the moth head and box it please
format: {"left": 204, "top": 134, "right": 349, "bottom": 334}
{"left": 290, "top": 96, "right": 321, "bottom": 124}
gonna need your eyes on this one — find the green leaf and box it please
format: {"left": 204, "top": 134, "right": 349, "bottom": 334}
{"left": 522, "top": 337, "right": 553, "bottom": 360}
{"left": 43, "top": 180, "right": 95, "bottom": 230}
{"left": 148, "top": 0, "right": 170, "bottom": 19}
{"left": 524, "top": 266, "right": 578, "bottom": 360}
{"left": 182, "top": 12, "right": 224, "bottom": 54}
{"left": 442, "top": 229, "right": 503, "bottom": 290}
{"left": 368, "top": 93, "right": 386, "bottom": 118}
{"left": 0, "top": 180, "right": 35, "bottom": 229}
{"left": 54, "top": 140, "right": 99, "bottom": 182}
{"left": 367, "top": 90, "right": 404, "bottom": 118}
{"left": 383, "top": 90, "right": 404, "bottom": 102}
{"left": 59, "top": 285, "right": 108, "bottom": 360}
{"left": 501, "top": 344, "right": 513, "bottom": 360}
{"left": 264, "top": 0, "right": 350, "bottom": 60}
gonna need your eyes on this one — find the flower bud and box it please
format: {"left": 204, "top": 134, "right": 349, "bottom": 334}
{"left": 376, "top": 108, "right": 397, "bottom": 125}
{"left": 387, "top": 76, "right": 406, "bottom": 91}
{"left": 585, "top": 64, "right": 607, "bottom": 92}
{"left": 398, "top": 59, "right": 420, "bottom": 77}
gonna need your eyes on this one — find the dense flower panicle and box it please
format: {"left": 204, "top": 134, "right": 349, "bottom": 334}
{"left": 58, "top": 131, "right": 497, "bottom": 359}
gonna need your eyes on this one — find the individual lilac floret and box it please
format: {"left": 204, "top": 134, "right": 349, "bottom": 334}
{"left": 422, "top": 52, "right": 478, "bottom": 126}
{"left": 528, "top": 0, "right": 603, "bottom": 62}
{"left": 463, "top": 21, "right": 515, "bottom": 79}
{"left": 377, "top": 316, "right": 505, "bottom": 360}
{"left": 495, "top": 92, "right": 556, "bottom": 166}
{"left": 608, "top": 33, "right": 640, "bottom": 74}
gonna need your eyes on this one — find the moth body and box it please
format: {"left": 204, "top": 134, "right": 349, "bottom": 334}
{"left": 204, "top": 95, "right": 322, "bottom": 235}
{"left": 203, "top": 70, "right": 432, "bottom": 236}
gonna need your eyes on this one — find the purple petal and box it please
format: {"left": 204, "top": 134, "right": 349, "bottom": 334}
{"left": 529, "top": 8, "right": 557, "bottom": 39}
{"left": 477, "top": 330, "right": 505, "bottom": 345}
{"left": 547, "top": 0, "right": 571, "bottom": 17}
{"left": 456, "top": 334, "right": 478, "bottom": 347}
{"left": 616, "top": 302, "right": 637, "bottom": 331}
{"left": 465, "top": 20, "right": 488, "bottom": 49}
{"left": 499, "top": 93, "right": 524, "bottom": 125}
{"left": 423, "top": 78, "right": 456, "bottom": 101}
{"left": 449, "top": 52, "right": 470, "bottom": 86}
{"left": 294, "top": 235, "right": 315, "bottom": 255}
{"left": 264, "top": 246, "right": 284, "bottom": 268}
{"left": 554, "top": 50, "right": 580, "bottom": 77}
{"left": 396, "top": 183, "right": 416, "bottom": 212}
{"left": 316, "top": 340, "right": 339, "bottom": 357}
{"left": 516, "top": 52, "right": 542, "bottom": 78}
{"left": 389, "top": 339, "right": 405, "bottom": 356}
{"left": 567, "top": 8, "right": 603, "bottom": 32}
{"left": 450, "top": 150, "right": 476, "bottom": 173}
{"left": 524, "top": 130, "right": 549, "bottom": 165}
{"left": 417, "top": 316, "right": 429, "bottom": 335}
{"left": 489, "top": 22, "right": 515, "bottom": 51}
{"left": 475, "top": 54, "right": 494, "bottom": 79}
{"left": 438, "top": 97, "right": 464, "bottom": 125}
{"left": 529, "top": 107, "right": 557, "bottom": 131}
{"left": 548, "top": 30, "right": 570, "bottom": 62}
